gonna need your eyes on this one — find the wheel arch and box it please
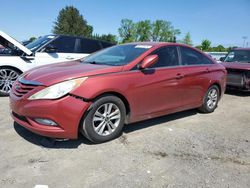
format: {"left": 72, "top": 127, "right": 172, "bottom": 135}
{"left": 92, "top": 91, "right": 131, "bottom": 118}
{"left": 0, "top": 65, "right": 23, "bottom": 74}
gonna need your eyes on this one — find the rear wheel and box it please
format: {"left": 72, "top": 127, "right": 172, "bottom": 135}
{"left": 199, "top": 85, "right": 219, "bottom": 113}
{"left": 0, "top": 68, "right": 21, "bottom": 96}
{"left": 81, "top": 95, "right": 126, "bottom": 143}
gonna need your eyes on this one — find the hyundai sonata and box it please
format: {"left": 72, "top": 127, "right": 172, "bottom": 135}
{"left": 10, "top": 42, "right": 227, "bottom": 143}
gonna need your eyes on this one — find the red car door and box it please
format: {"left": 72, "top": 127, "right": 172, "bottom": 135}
{"left": 127, "top": 46, "right": 186, "bottom": 121}
{"left": 178, "top": 46, "right": 216, "bottom": 107}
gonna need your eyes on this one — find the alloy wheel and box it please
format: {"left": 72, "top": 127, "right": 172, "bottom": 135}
{"left": 0, "top": 69, "right": 20, "bottom": 94}
{"left": 92, "top": 103, "right": 121, "bottom": 136}
{"left": 206, "top": 88, "right": 218, "bottom": 109}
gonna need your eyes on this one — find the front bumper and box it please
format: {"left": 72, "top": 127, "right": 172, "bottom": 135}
{"left": 226, "top": 70, "right": 250, "bottom": 91}
{"left": 9, "top": 92, "right": 91, "bottom": 139}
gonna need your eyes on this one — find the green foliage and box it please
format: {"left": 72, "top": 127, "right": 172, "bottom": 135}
{"left": 118, "top": 19, "right": 180, "bottom": 43}
{"left": 201, "top": 39, "right": 211, "bottom": 51}
{"left": 151, "top": 20, "right": 180, "bottom": 42}
{"left": 52, "top": 6, "right": 93, "bottom": 37}
{"left": 181, "top": 32, "right": 192, "bottom": 46}
{"left": 118, "top": 19, "right": 136, "bottom": 43}
{"left": 92, "top": 34, "right": 117, "bottom": 44}
{"left": 135, "top": 20, "right": 151, "bottom": 41}
{"left": 29, "top": 37, "right": 37, "bottom": 42}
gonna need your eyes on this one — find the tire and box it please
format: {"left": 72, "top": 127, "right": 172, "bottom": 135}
{"left": 0, "top": 68, "right": 21, "bottom": 96}
{"left": 80, "top": 95, "right": 126, "bottom": 143}
{"left": 198, "top": 85, "right": 220, "bottom": 113}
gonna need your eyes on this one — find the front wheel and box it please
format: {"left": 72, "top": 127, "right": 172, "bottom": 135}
{"left": 0, "top": 68, "right": 21, "bottom": 96}
{"left": 80, "top": 95, "right": 126, "bottom": 143}
{"left": 198, "top": 85, "right": 220, "bottom": 113}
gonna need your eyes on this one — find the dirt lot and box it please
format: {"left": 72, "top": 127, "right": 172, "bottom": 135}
{"left": 0, "top": 91, "right": 249, "bottom": 188}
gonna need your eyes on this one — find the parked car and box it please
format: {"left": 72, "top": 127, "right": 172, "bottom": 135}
{"left": 9, "top": 42, "right": 226, "bottom": 143}
{"left": 0, "top": 30, "right": 114, "bottom": 95}
{"left": 220, "top": 48, "right": 250, "bottom": 91}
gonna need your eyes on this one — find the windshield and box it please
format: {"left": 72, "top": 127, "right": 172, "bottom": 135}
{"left": 224, "top": 50, "right": 250, "bottom": 63}
{"left": 26, "top": 35, "right": 56, "bottom": 52}
{"left": 82, "top": 44, "right": 152, "bottom": 66}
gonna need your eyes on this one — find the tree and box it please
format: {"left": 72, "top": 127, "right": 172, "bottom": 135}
{"left": 92, "top": 34, "right": 118, "bottom": 43}
{"left": 29, "top": 37, "right": 37, "bottom": 42}
{"left": 118, "top": 19, "right": 180, "bottom": 43}
{"left": 135, "top": 20, "right": 151, "bottom": 41}
{"left": 118, "top": 19, "right": 136, "bottom": 43}
{"left": 181, "top": 32, "right": 192, "bottom": 46}
{"left": 52, "top": 6, "right": 93, "bottom": 37}
{"left": 201, "top": 39, "right": 211, "bottom": 51}
{"left": 151, "top": 20, "right": 180, "bottom": 42}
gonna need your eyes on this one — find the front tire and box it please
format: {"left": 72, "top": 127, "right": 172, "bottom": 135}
{"left": 199, "top": 85, "right": 220, "bottom": 113}
{"left": 81, "top": 95, "right": 126, "bottom": 143}
{"left": 0, "top": 68, "right": 21, "bottom": 96}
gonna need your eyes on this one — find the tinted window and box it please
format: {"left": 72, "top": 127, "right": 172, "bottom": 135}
{"left": 48, "top": 36, "right": 76, "bottom": 53}
{"left": 224, "top": 50, "right": 250, "bottom": 63}
{"left": 180, "top": 47, "right": 213, "bottom": 65}
{"left": 81, "top": 39, "right": 102, "bottom": 54}
{"left": 151, "top": 46, "right": 179, "bottom": 68}
{"left": 101, "top": 41, "right": 114, "bottom": 48}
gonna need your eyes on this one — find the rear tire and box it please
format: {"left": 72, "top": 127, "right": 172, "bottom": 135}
{"left": 199, "top": 85, "right": 219, "bottom": 113}
{"left": 0, "top": 68, "right": 21, "bottom": 96}
{"left": 80, "top": 95, "right": 126, "bottom": 143}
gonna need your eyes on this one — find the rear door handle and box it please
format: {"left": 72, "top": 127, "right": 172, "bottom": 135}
{"left": 176, "top": 73, "right": 184, "bottom": 79}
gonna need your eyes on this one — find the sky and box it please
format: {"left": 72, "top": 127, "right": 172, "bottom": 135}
{"left": 0, "top": 0, "right": 249, "bottom": 47}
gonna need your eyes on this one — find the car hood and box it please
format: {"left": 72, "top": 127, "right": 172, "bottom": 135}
{"left": 221, "top": 62, "right": 250, "bottom": 71}
{"left": 0, "top": 30, "right": 32, "bottom": 55}
{"left": 22, "top": 61, "right": 123, "bottom": 86}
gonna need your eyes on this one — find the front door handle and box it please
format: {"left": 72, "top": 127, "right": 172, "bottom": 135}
{"left": 66, "top": 56, "right": 74, "bottom": 60}
{"left": 176, "top": 73, "right": 184, "bottom": 79}
{"left": 205, "top": 68, "right": 211, "bottom": 73}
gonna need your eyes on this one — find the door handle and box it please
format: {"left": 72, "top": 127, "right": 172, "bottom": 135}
{"left": 205, "top": 68, "right": 210, "bottom": 73}
{"left": 176, "top": 73, "right": 184, "bottom": 79}
{"left": 66, "top": 56, "right": 74, "bottom": 60}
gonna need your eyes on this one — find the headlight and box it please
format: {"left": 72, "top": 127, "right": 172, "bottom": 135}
{"left": 28, "top": 77, "right": 87, "bottom": 100}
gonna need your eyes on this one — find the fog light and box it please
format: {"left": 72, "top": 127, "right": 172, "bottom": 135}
{"left": 34, "top": 118, "right": 58, "bottom": 126}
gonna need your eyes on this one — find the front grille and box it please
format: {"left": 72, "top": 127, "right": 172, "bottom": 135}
{"left": 13, "top": 81, "right": 37, "bottom": 97}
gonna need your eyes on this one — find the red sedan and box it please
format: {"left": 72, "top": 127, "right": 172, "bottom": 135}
{"left": 9, "top": 42, "right": 227, "bottom": 143}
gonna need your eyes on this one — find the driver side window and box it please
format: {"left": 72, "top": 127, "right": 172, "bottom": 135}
{"left": 151, "top": 46, "right": 180, "bottom": 68}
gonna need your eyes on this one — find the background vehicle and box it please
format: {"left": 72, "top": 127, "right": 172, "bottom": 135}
{"left": 10, "top": 42, "right": 226, "bottom": 143}
{"left": 0, "top": 30, "right": 114, "bottom": 95}
{"left": 220, "top": 48, "right": 250, "bottom": 91}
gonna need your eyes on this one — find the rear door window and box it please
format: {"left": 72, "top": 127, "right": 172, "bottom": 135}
{"left": 49, "top": 36, "right": 76, "bottom": 53}
{"left": 80, "top": 39, "right": 102, "bottom": 54}
{"left": 180, "top": 46, "right": 213, "bottom": 65}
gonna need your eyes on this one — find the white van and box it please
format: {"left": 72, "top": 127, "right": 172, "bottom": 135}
{"left": 0, "top": 31, "right": 113, "bottom": 95}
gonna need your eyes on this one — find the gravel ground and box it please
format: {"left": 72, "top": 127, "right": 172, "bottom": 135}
{"left": 0, "top": 90, "right": 249, "bottom": 188}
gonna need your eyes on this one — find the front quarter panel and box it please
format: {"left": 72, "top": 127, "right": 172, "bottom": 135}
{"left": 0, "top": 56, "right": 34, "bottom": 72}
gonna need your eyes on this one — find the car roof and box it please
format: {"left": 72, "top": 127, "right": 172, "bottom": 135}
{"left": 233, "top": 48, "right": 250, "bottom": 51}
{"left": 54, "top": 34, "right": 115, "bottom": 44}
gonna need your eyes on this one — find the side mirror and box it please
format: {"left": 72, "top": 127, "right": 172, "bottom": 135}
{"left": 219, "top": 57, "right": 225, "bottom": 62}
{"left": 44, "top": 45, "right": 58, "bottom": 53}
{"left": 139, "top": 55, "right": 158, "bottom": 69}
